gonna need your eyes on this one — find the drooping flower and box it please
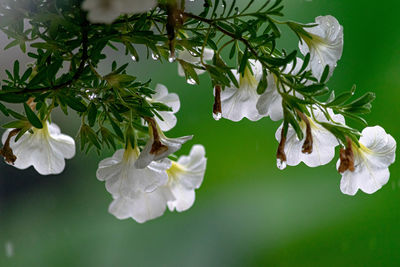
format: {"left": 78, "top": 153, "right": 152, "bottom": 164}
{"left": 107, "top": 144, "right": 207, "bottom": 222}
{"left": 220, "top": 60, "right": 264, "bottom": 122}
{"left": 166, "top": 144, "right": 207, "bottom": 212}
{"left": 338, "top": 126, "right": 396, "bottom": 196}
{"left": 177, "top": 47, "right": 214, "bottom": 81}
{"left": 82, "top": 0, "right": 157, "bottom": 24}
{"left": 108, "top": 187, "right": 174, "bottom": 223}
{"left": 1, "top": 122, "right": 75, "bottom": 175}
{"left": 298, "top": 15, "right": 344, "bottom": 81}
{"left": 275, "top": 107, "right": 345, "bottom": 168}
{"left": 96, "top": 146, "right": 171, "bottom": 198}
{"left": 256, "top": 58, "right": 304, "bottom": 121}
{"left": 135, "top": 119, "right": 193, "bottom": 169}
{"left": 149, "top": 84, "right": 180, "bottom": 132}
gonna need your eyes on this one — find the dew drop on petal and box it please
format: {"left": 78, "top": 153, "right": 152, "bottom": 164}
{"left": 151, "top": 53, "right": 159, "bottom": 60}
{"left": 186, "top": 78, "right": 196, "bottom": 85}
{"left": 277, "top": 159, "right": 287, "bottom": 170}
{"left": 318, "top": 60, "right": 322, "bottom": 64}
{"left": 213, "top": 112, "right": 222, "bottom": 121}
{"left": 131, "top": 55, "right": 137, "bottom": 62}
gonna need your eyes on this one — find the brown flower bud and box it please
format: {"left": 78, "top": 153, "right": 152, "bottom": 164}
{"left": 147, "top": 118, "right": 168, "bottom": 156}
{"left": 297, "top": 111, "right": 313, "bottom": 154}
{"left": 0, "top": 128, "right": 21, "bottom": 165}
{"left": 338, "top": 137, "right": 355, "bottom": 173}
{"left": 213, "top": 85, "right": 222, "bottom": 120}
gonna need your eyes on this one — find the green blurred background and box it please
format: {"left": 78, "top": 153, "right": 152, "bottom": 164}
{"left": 1, "top": 0, "right": 400, "bottom": 266}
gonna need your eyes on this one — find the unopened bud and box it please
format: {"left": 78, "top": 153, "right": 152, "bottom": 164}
{"left": 297, "top": 111, "right": 313, "bottom": 154}
{"left": 213, "top": 85, "right": 222, "bottom": 121}
{"left": 276, "top": 128, "right": 287, "bottom": 170}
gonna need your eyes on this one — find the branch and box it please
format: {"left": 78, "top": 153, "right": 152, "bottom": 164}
{"left": 15, "top": 22, "right": 89, "bottom": 95}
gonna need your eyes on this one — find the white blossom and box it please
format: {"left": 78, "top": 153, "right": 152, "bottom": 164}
{"left": 96, "top": 147, "right": 171, "bottom": 198}
{"left": 2, "top": 122, "right": 75, "bottom": 175}
{"left": 166, "top": 144, "right": 207, "bottom": 212}
{"left": 275, "top": 107, "right": 345, "bottom": 168}
{"left": 256, "top": 58, "right": 304, "bottom": 121}
{"left": 135, "top": 120, "right": 193, "bottom": 169}
{"left": 107, "top": 144, "right": 207, "bottom": 222}
{"left": 82, "top": 0, "right": 157, "bottom": 24}
{"left": 298, "top": 15, "right": 343, "bottom": 81}
{"left": 149, "top": 84, "right": 180, "bottom": 132}
{"left": 108, "top": 188, "right": 174, "bottom": 223}
{"left": 220, "top": 60, "right": 264, "bottom": 122}
{"left": 338, "top": 126, "right": 396, "bottom": 196}
{"left": 177, "top": 47, "right": 214, "bottom": 78}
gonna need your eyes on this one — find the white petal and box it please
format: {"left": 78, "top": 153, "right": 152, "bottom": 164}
{"left": 359, "top": 126, "right": 396, "bottom": 168}
{"left": 167, "top": 183, "right": 195, "bottom": 212}
{"left": 299, "top": 15, "right": 344, "bottom": 80}
{"left": 155, "top": 112, "right": 177, "bottom": 132}
{"left": 256, "top": 73, "right": 283, "bottom": 121}
{"left": 3, "top": 122, "right": 75, "bottom": 175}
{"left": 176, "top": 144, "right": 207, "bottom": 189}
{"left": 96, "top": 149, "right": 170, "bottom": 198}
{"left": 220, "top": 82, "right": 263, "bottom": 122}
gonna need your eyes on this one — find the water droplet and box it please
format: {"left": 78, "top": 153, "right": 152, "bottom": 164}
{"left": 151, "top": 53, "right": 159, "bottom": 60}
{"left": 277, "top": 159, "right": 287, "bottom": 170}
{"left": 318, "top": 60, "right": 322, "bottom": 64}
{"left": 88, "top": 93, "right": 98, "bottom": 100}
{"left": 5, "top": 241, "right": 14, "bottom": 258}
{"left": 131, "top": 55, "right": 137, "bottom": 62}
{"left": 186, "top": 78, "right": 196, "bottom": 85}
{"left": 213, "top": 112, "right": 222, "bottom": 121}
{"left": 189, "top": 0, "right": 195, "bottom": 2}
{"left": 168, "top": 54, "right": 176, "bottom": 63}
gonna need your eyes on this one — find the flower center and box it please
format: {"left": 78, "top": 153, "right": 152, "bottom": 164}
{"left": 239, "top": 66, "right": 258, "bottom": 89}
{"left": 166, "top": 161, "right": 185, "bottom": 183}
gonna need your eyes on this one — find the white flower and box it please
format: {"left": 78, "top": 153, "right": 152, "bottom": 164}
{"left": 135, "top": 119, "right": 193, "bottom": 169}
{"left": 96, "top": 147, "right": 171, "bottom": 198}
{"left": 177, "top": 47, "right": 214, "bottom": 78}
{"left": 82, "top": 0, "right": 157, "bottom": 24}
{"left": 220, "top": 60, "right": 264, "bottom": 122}
{"left": 338, "top": 126, "right": 396, "bottom": 196}
{"left": 108, "top": 188, "right": 174, "bottom": 223}
{"left": 275, "top": 107, "right": 345, "bottom": 168}
{"left": 107, "top": 144, "right": 207, "bottom": 222}
{"left": 256, "top": 58, "right": 304, "bottom": 121}
{"left": 298, "top": 15, "right": 344, "bottom": 81}
{"left": 166, "top": 144, "right": 207, "bottom": 212}
{"left": 2, "top": 122, "right": 75, "bottom": 175}
{"left": 149, "top": 84, "right": 180, "bottom": 132}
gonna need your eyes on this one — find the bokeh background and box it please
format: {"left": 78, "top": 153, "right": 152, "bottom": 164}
{"left": 1, "top": 0, "right": 400, "bottom": 266}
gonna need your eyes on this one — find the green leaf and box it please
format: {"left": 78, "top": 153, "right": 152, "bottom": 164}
{"left": 87, "top": 102, "right": 97, "bottom": 127}
{"left": 24, "top": 103, "right": 43, "bottom": 129}
{"left": 65, "top": 96, "right": 87, "bottom": 112}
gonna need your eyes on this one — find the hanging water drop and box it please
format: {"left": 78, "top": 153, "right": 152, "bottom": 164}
{"left": 152, "top": 53, "right": 159, "bottom": 60}
{"left": 213, "top": 112, "right": 222, "bottom": 121}
{"left": 168, "top": 54, "right": 176, "bottom": 63}
{"left": 186, "top": 78, "right": 196, "bottom": 85}
{"left": 131, "top": 55, "right": 137, "bottom": 62}
{"left": 277, "top": 159, "right": 287, "bottom": 170}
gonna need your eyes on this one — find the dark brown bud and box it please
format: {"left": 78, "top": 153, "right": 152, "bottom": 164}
{"left": 338, "top": 137, "right": 355, "bottom": 173}
{"left": 0, "top": 128, "right": 21, "bottom": 165}
{"left": 276, "top": 127, "right": 287, "bottom": 169}
{"left": 297, "top": 111, "right": 313, "bottom": 154}
{"left": 146, "top": 118, "right": 168, "bottom": 156}
{"left": 213, "top": 85, "right": 222, "bottom": 120}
